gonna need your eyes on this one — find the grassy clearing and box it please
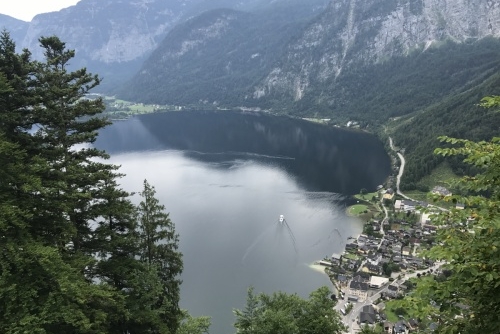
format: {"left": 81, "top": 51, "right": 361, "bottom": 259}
{"left": 343, "top": 252, "right": 361, "bottom": 261}
{"left": 103, "top": 96, "right": 175, "bottom": 118}
{"left": 348, "top": 191, "right": 383, "bottom": 221}
{"left": 127, "top": 103, "right": 158, "bottom": 113}
{"left": 399, "top": 191, "right": 428, "bottom": 202}
{"left": 383, "top": 299, "right": 420, "bottom": 323}
{"left": 354, "top": 192, "right": 379, "bottom": 202}
{"left": 418, "top": 162, "right": 460, "bottom": 189}
{"left": 348, "top": 204, "right": 369, "bottom": 216}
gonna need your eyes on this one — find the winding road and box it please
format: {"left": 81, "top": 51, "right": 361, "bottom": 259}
{"left": 389, "top": 137, "right": 410, "bottom": 200}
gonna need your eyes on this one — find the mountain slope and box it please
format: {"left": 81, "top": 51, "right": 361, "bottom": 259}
{"left": 252, "top": 0, "right": 500, "bottom": 108}
{"left": 120, "top": 0, "right": 500, "bottom": 116}
{"left": 118, "top": 2, "right": 328, "bottom": 105}
{"left": 286, "top": 37, "right": 500, "bottom": 122}
{"left": 391, "top": 70, "right": 500, "bottom": 190}
{"left": 0, "top": 0, "right": 329, "bottom": 92}
{"left": 0, "top": 14, "right": 28, "bottom": 47}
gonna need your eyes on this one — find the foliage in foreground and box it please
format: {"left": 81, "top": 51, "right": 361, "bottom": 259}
{"left": 0, "top": 31, "right": 204, "bottom": 334}
{"left": 398, "top": 97, "right": 500, "bottom": 333}
{"left": 233, "top": 286, "right": 346, "bottom": 334}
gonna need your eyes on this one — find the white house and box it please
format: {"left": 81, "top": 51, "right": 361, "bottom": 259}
{"left": 369, "top": 276, "right": 389, "bottom": 289}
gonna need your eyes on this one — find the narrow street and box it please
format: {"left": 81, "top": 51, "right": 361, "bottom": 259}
{"left": 337, "top": 261, "right": 443, "bottom": 333}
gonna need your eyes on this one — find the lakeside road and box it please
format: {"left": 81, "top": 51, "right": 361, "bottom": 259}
{"left": 389, "top": 137, "right": 410, "bottom": 200}
{"left": 389, "top": 137, "right": 449, "bottom": 215}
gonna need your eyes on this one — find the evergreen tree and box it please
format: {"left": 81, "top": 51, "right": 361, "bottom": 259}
{"left": 0, "top": 30, "right": 37, "bottom": 141}
{"left": 177, "top": 311, "right": 211, "bottom": 334}
{"left": 0, "top": 33, "right": 141, "bottom": 333}
{"left": 137, "top": 179, "right": 184, "bottom": 333}
{"left": 29, "top": 35, "right": 113, "bottom": 251}
{"left": 233, "top": 286, "right": 346, "bottom": 334}
{"left": 0, "top": 33, "right": 202, "bottom": 334}
{"left": 0, "top": 70, "right": 120, "bottom": 334}
{"left": 233, "top": 287, "right": 260, "bottom": 334}
{"left": 92, "top": 177, "right": 143, "bottom": 333}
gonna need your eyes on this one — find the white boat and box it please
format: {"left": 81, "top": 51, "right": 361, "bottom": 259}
{"left": 279, "top": 215, "right": 284, "bottom": 223}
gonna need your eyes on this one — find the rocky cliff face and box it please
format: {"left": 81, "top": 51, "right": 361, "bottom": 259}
{"left": 254, "top": 0, "right": 500, "bottom": 101}
{"left": 118, "top": 0, "right": 330, "bottom": 104}
{"left": 1, "top": 0, "right": 326, "bottom": 91}
{"left": 21, "top": 0, "right": 204, "bottom": 64}
{"left": 3, "top": 0, "right": 210, "bottom": 90}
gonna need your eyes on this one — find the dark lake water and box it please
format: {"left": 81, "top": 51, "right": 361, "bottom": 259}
{"left": 95, "top": 110, "right": 391, "bottom": 333}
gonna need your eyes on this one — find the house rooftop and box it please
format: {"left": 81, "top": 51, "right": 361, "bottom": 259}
{"left": 394, "top": 320, "right": 408, "bottom": 333}
{"left": 370, "top": 276, "right": 389, "bottom": 287}
{"left": 362, "top": 304, "right": 376, "bottom": 314}
{"left": 359, "top": 312, "right": 376, "bottom": 324}
{"left": 349, "top": 281, "right": 369, "bottom": 291}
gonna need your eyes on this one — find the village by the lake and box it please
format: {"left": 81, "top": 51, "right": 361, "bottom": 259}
{"left": 317, "top": 165, "right": 457, "bottom": 334}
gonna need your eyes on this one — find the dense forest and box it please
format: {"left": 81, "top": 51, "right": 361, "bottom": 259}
{"left": 391, "top": 72, "right": 500, "bottom": 190}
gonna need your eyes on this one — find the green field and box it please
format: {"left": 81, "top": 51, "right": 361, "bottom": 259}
{"left": 347, "top": 204, "right": 369, "bottom": 216}
{"left": 343, "top": 252, "right": 361, "bottom": 261}
{"left": 354, "top": 192, "right": 379, "bottom": 202}
{"left": 103, "top": 96, "right": 173, "bottom": 117}
{"left": 417, "top": 162, "right": 460, "bottom": 190}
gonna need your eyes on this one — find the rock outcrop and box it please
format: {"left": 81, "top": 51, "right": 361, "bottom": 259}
{"left": 254, "top": 0, "right": 500, "bottom": 101}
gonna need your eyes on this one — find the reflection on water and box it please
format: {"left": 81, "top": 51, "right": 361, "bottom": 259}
{"left": 96, "top": 111, "right": 391, "bottom": 333}
{"left": 97, "top": 110, "right": 391, "bottom": 195}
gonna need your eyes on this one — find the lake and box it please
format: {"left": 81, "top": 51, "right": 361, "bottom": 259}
{"left": 95, "top": 110, "right": 391, "bottom": 333}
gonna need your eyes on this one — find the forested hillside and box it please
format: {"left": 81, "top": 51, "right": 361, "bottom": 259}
{"left": 391, "top": 71, "right": 500, "bottom": 190}
{"left": 118, "top": 5, "right": 321, "bottom": 105}
{"left": 287, "top": 38, "right": 500, "bottom": 123}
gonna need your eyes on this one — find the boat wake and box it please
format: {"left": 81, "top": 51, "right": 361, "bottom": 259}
{"left": 242, "top": 215, "right": 298, "bottom": 264}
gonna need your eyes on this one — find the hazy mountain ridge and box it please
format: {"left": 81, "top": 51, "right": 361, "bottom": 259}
{"left": 119, "top": 2, "right": 329, "bottom": 104}
{"left": 0, "top": 14, "right": 28, "bottom": 47}
{"left": 2, "top": 0, "right": 314, "bottom": 91}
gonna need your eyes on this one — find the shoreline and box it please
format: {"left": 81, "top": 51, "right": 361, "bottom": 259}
{"left": 309, "top": 261, "right": 344, "bottom": 295}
